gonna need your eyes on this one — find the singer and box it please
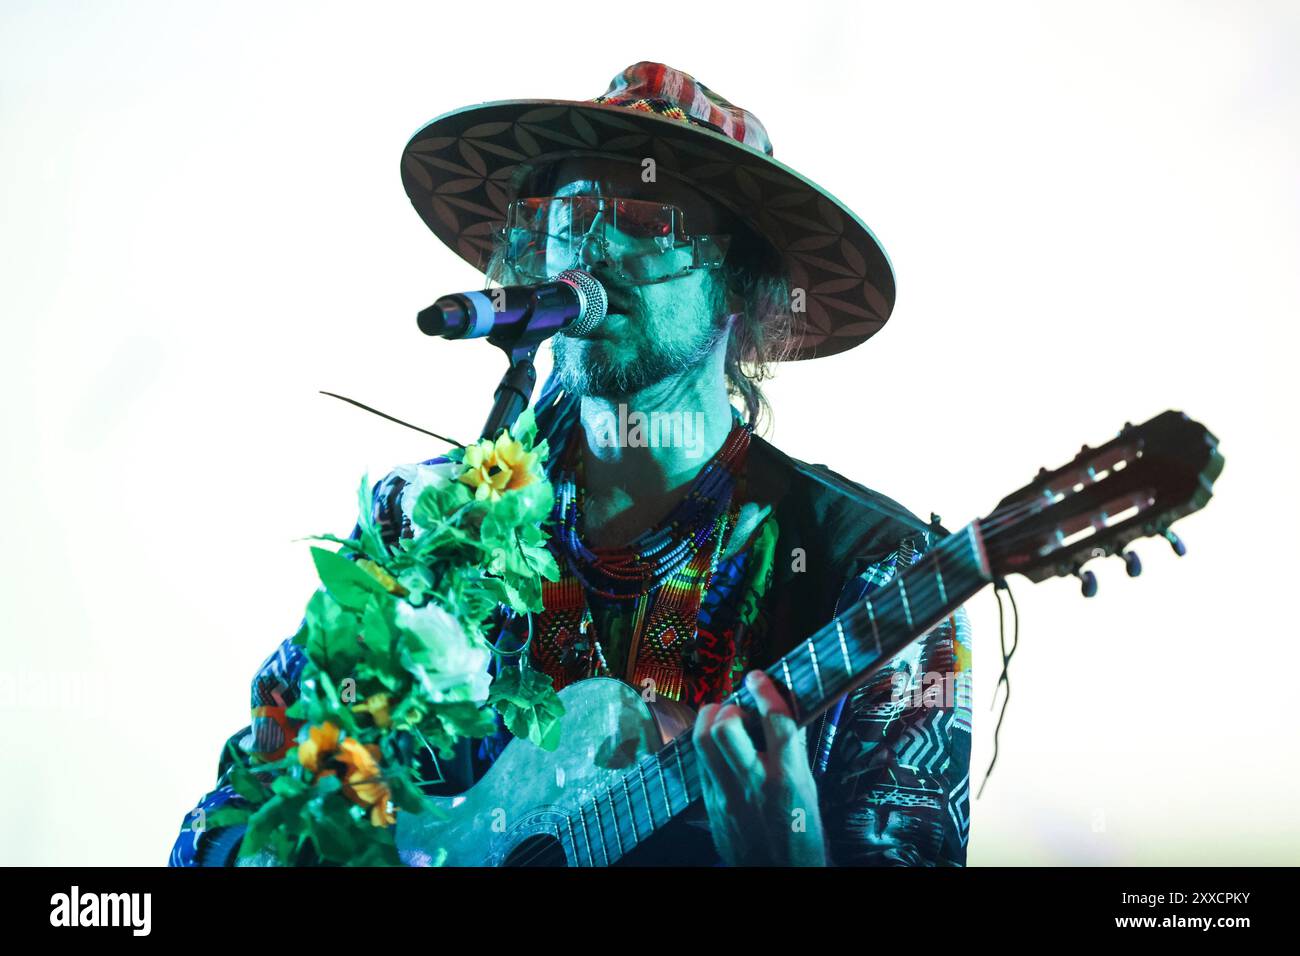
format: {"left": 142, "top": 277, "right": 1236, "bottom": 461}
{"left": 172, "top": 62, "right": 972, "bottom": 867}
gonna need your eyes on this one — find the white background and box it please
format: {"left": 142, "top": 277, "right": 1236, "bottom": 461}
{"left": 2, "top": 0, "right": 1296, "bottom": 865}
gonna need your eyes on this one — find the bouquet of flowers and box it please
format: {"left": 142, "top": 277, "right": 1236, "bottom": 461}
{"left": 212, "top": 410, "right": 565, "bottom": 866}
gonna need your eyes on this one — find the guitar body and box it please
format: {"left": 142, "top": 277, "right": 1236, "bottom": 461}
{"left": 396, "top": 678, "right": 697, "bottom": 867}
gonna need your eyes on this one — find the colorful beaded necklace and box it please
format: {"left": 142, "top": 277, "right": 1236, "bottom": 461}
{"left": 532, "top": 419, "right": 753, "bottom": 700}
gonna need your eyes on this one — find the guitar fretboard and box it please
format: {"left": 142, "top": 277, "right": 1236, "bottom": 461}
{"left": 554, "top": 521, "right": 992, "bottom": 867}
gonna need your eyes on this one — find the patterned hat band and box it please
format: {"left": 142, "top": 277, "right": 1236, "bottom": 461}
{"left": 590, "top": 95, "right": 731, "bottom": 140}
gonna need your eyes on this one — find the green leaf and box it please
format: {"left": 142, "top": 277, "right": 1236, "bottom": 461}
{"left": 411, "top": 480, "right": 473, "bottom": 533}
{"left": 361, "top": 599, "right": 398, "bottom": 665}
{"left": 241, "top": 787, "right": 314, "bottom": 859}
{"left": 228, "top": 761, "right": 271, "bottom": 804}
{"left": 355, "top": 473, "right": 391, "bottom": 563}
{"left": 203, "top": 806, "right": 254, "bottom": 829}
{"left": 271, "top": 775, "right": 308, "bottom": 799}
{"left": 385, "top": 768, "right": 429, "bottom": 814}
{"left": 303, "top": 589, "right": 363, "bottom": 681}
{"left": 306, "top": 792, "right": 363, "bottom": 863}
{"left": 483, "top": 480, "right": 553, "bottom": 537}
{"left": 311, "top": 546, "right": 388, "bottom": 611}
{"left": 509, "top": 407, "right": 537, "bottom": 447}
{"left": 313, "top": 773, "right": 342, "bottom": 796}
{"left": 489, "top": 666, "right": 565, "bottom": 751}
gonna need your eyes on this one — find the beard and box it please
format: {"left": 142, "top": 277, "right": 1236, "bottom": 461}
{"left": 551, "top": 309, "right": 729, "bottom": 399}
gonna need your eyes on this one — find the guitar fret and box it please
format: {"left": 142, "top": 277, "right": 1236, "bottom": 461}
{"left": 588, "top": 800, "right": 609, "bottom": 867}
{"left": 578, "top": 804, "right": 594, "bottom": 867}
{"left": 606, "top": 789, "right": 624, "bottom": 856}
{"left": 781, "top": 659, "right": 794, "bottom": 694}
{"left": 807, "top": 639, "right": 825, "bottom": 699}
{"left": 564, "top": 815, "right": 577, "bottom": 866}
{"left": 897, "top": 576, "right": 913, "bottom": 629}
{"left": 638, "top": 765, "right": 656, "bottom": 830}
{"left": 865, "top": 598, "right": 881, "bottom": 654}
{"left": 620, "top": 777, "right": 638, "bottom": 843}
{"left": 835, "top": 617, "right": 852, "bottom": 673}
{"left": 658, "top": 758, "right": 674, "bottom": 816}
{"left": 933, "top": 550, "right": 947, "bottom": 603}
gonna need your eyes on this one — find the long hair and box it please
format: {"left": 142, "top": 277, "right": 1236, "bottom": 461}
{"left": 716, "top": 221, "right": 795, "bottom": 431}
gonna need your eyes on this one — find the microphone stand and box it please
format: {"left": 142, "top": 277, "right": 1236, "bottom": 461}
{"left": 480, "top": 342, "right": 538, "bottom": 441}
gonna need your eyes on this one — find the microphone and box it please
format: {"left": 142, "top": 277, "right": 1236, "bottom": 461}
{"left": 416, "top": 269, "right": 608, "bottom": 348}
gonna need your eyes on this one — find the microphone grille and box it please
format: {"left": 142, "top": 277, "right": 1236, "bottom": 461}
{"left": 555, "top": 269, "right": 608, "bottom": 337}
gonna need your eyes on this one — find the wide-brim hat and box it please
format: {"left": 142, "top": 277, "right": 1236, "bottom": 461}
{"left": 400, "top": 61, "right": 895, "bottom": 361}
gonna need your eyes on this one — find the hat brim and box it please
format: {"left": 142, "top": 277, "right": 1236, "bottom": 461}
{"left": 401, "top": 99, "right": 895, "bottom": 361}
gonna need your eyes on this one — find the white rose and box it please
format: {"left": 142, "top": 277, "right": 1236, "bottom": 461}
{"left": 390, "top": 460, "right": 463, "bottom": 536}
{"left": 394, "top": 601, "right": 492, "bottom": 705}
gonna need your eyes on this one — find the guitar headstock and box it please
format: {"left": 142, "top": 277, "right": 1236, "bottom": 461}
{"left": 979, "top": 410, "right": 1223, "bottom": 593}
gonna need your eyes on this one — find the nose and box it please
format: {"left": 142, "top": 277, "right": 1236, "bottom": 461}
{"left": 575, "top": 206, "right": 611, "bottom": 267}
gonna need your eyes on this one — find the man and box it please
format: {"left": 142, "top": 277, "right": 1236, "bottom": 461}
{"left": 172, "top": 62, "right": 972, "bottom": 867}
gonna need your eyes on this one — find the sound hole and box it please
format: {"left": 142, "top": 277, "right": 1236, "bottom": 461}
{"left": 501, "top": 833, "right": 569, "bottom": 867}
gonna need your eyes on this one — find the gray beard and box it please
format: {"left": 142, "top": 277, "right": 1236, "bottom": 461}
{"left": 551, "top": 322, "right": 728, "bottom": 400}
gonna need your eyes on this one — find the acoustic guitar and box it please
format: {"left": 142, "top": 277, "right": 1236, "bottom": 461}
{"left": 395, "top": 409, "right": 1223, "bottom": 866}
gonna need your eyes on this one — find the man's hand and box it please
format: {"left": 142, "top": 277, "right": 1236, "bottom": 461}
{"left": 692, "top": 669, "right": 827, "bottom": 866}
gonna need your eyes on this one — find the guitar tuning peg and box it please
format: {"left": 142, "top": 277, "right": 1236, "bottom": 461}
{"left": 1119, "top": 549, "right": 1142, "bottom": 577}
{"left": 1163, "top": 529, "right": 1187, "bottom": 557}
{"left": 1075, "top": 568, "right": 1098, "bottom": 598}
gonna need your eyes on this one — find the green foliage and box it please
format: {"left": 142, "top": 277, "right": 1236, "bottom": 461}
{"left": 235, "top": 414, "right": 566, "bottom": 866}
{"left": 489, "top": 664, "right": 565, "bottom": 752}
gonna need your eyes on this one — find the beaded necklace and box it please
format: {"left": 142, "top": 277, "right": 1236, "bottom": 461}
{"left": 532, "top": 419, "right": 753, "bottom": 700}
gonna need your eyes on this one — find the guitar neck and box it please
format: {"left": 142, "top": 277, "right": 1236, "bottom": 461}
{"left": 561, "top": 522, "right": 993, "bottom": 867}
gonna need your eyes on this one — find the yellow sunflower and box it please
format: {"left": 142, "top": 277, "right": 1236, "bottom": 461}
{"left": 297, "top": 722, "right": 341, "bottom": 774}
{"left": 458, "top": 429, "right": 541, "bottom": 503}
{"left": 336, "top": 738, "right": 397, "bottom": 827}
